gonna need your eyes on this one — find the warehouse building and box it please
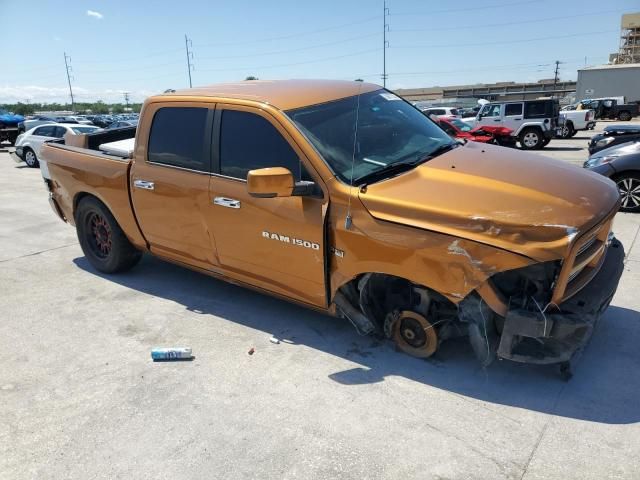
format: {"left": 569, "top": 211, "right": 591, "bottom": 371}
{"left": 575, "top": 64, "right": 640, "bottom": 102}
{"left": 395, "top": 79, "right": 577, "bottom": 103}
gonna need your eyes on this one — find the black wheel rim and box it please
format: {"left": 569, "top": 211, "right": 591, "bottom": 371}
{"left": 617, "top": 177, "right": 640, "bottom": 210}
{"left": 86, "top": 212, "right": 112, "bottom": 258}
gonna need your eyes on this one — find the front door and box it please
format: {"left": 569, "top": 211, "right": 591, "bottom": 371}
{"left": 130, "top": 104, "right": 219, "bottom": 270}
{"left": 207, "top": 105, "right": 327, "bottom": 307}
{"left": 476, "top": 104, "right": 503, "bottom": 128}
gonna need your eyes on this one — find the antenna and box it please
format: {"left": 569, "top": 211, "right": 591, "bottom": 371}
{"left": 382, "top": 0, "right": 389, "bottom": 87}
{"left": 345, "top": 82, "right": 363, "bottom": 230}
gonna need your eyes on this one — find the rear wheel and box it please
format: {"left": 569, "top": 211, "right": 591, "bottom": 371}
{"left": 519, "top": 128, "right": 543, "bottom": 150}
{"left": 618, "top": 111, "right": 632, "bottom": 121}
{"left": 23, "top": 148, "right": 39, "bottom": 168}
{"left": 559, "top": 122, "right": 574, "bottom": 139}
{"left": 614, "top": 173, "right": 640, "bottom": 213}
{"left": 75, "top": 197, "right": 142, "bottom": 273}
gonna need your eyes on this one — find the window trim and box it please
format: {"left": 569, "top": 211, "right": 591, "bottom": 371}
{"left": 146, "top": 105, "right": 215, "bottom": 174}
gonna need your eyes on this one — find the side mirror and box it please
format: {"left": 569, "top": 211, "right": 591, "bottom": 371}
{"left": 247, "top": 167, "right": 316, "bottom": 198}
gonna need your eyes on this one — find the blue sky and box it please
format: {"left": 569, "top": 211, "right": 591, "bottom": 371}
{"left": 1, "top": 0, "right": 637, "bottom": 104}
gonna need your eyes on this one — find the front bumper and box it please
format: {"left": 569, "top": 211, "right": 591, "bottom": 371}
{"left": 585, "top": 162, "right": 616, "bottom": 178}
{"left": 496, "top": 237, "right": 625, "bottom": 364}
{"left": 9, "top": 146, "right": 23, "bottom": 163}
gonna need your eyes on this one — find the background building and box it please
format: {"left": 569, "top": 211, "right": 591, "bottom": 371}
{"left": 395, "top": 80, "right": 576, "bottom": 104}
{"left": 575, "top": 64, "right": 640, "bottom": 102}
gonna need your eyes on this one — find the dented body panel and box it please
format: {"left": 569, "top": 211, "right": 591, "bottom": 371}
{"left": 40, "top": 79, "right": 625, "bottom": 370}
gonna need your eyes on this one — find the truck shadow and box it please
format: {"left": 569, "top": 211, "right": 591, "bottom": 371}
{"left": 74, "top": 254, "right": 640, "bottom": 425}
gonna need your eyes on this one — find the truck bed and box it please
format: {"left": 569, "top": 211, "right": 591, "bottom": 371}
{"left": 40, "top": 133, "right": 147, "bottom": 250}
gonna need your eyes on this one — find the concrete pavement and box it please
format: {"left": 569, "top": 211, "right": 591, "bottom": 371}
{"left": 1, "top": 124, "right": 640, "bottom": 479}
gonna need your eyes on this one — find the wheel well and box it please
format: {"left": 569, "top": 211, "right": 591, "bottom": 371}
{"left": 337, "top": 273, "right": 457, "bottom": 332}
{"left": 73, "top": 192, "right": 100, "bottom": 216}
{"left": 612, "top": 169, "right": 640, "bottom": 180}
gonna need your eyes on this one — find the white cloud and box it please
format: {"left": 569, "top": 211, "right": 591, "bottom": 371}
{"left": 0, "top": 85, "right": 155, "bottom": 104}
{"left": 86, "top": 10, "right": 103, "bottom": 20}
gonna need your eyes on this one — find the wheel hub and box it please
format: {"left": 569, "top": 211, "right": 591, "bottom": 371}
{"left": 90, "top": 214, "right": 112, "bottom": 257}
{"left": 392, "top": 310, "right": 438, "bottom": 358}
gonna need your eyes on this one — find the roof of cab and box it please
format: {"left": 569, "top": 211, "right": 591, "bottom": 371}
{"left": 157, "top": 79, "right": 381, "bottom": 111}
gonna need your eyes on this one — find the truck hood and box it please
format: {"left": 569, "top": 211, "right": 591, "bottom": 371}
{"left": 0, "top": 113, "right": 24, "bottom": 125}
{"left": 358, "top": 142, "right": 619, "bottom": 261}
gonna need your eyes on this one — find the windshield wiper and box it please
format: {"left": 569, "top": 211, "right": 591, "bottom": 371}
{"left": 354, "top": 160, "right": 421, "bottom": 186}
{"left": 354, "top": 142, "right": 458, "bottom": 186}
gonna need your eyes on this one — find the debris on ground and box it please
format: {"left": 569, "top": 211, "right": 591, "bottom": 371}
{"left": 248, "top": 347, "right": 255, "bottom": 355}
{"left": 151, "top": 347, "right": 193, "bottom": 361}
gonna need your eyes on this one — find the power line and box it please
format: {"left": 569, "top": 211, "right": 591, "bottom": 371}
{"left": 392, "top": 30, "right": 617, "bottom": 49}
{"left": 391, "top": 0, "right": 539, "bottom": 16}
{"left": 392, "top": 8, "right": 629, "bottom": 33}
{"left": 196, "top": 32, "right": 380, "bottom": 61}
{"left": 196, "top": 47, "right": 379, "bottom": 73}
{"left": 195, "top": 15, "right": 381, "bottom": 48}
{"left": 63, "top": 52, "right": 75, "bottom": 112}
{"left": 185, "top": 34, "right": 194, "bottom": 88}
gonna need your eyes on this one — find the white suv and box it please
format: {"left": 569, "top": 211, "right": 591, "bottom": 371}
{"left": 474, "top": 99, "right": 560, "bottom": 149}
{"left": 420, "top": 107, "right": 461, "bottom": 120}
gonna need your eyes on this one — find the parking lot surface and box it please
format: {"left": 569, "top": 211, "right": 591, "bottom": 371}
{"left": 2, "top": 122, "right": 640, "bottom": 479}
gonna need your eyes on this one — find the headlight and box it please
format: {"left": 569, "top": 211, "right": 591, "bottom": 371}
{"left": 595, "top": 137, "right": 615, "bottom": 147}
{"left": 584, "top": 155, "right": 618, "bottom": 168}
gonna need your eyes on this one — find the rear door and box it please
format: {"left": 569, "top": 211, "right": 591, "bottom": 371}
{"left": 207, "top": 104, "right": 327, "bottom": 307}
{"left": 30, "top": 125, "right": 56, "bottom": 155}
{"left": 503, "top": 103, "right": 524, "bottom": 131}
{"left": 130, "top": 103, "right": 219, "bottom": 270}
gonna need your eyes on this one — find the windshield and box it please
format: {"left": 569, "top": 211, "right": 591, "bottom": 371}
{"left": 450, "top": 119, "right": 472, "bottom": 131}
{"left": 71, "top": 126, "right": 99, "bottom": 134}
{"left": 286, "top": 89, "right": 454, "bottom": 184}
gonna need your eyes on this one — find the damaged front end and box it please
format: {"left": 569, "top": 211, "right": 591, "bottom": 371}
{"left": 477, "top": 237, "right": 625, "bottom": 365}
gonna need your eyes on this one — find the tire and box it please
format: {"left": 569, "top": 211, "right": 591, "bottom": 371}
{"left": 75, "top": 196, "right": 142, "bottom": 273}
{"left": 23, "top": 148, "right": 39, "bottom": 168}
{"left": 541, "top": 137, "right": 551, "bottom": 147}
{"left": 519, "top": 128, "right": 543, "bottom": 150}
{"left": 614, "top": 173, "right": 640, "bottom": 213}
{"left": 618, "top": 111, "right": 632, "bottom": 121}
{"left": 559, "top": 122, "right": 574, "bottom": 139}
{"left": 568, "top": 129, "right": 578, "bottom": 138}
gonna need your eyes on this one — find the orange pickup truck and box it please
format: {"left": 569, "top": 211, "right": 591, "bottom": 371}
{"left": 40, "top": 80, "right": 624, "bottom": 374}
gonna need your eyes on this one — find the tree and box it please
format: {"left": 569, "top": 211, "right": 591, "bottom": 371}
{"left": 245, "top": 76, "right": 259, "bottom": 80}
{"left": 354, "top": 78, "right": 364, "bottom": 82}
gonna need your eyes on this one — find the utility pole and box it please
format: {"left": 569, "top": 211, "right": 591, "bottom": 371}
{"left": 123, "top": 92, "right": 130, "bottom": 109}
{"left": 63, "top": 52, "right": 75, "bottom": 112}
{"left": 382, "top": 1, "right": 389, "bottom": 88}
{"left": 185, "top": 34, "right": 194, "bottom": 88}
{"left": 552, "top": 60, "right": 560, "bottom": 98}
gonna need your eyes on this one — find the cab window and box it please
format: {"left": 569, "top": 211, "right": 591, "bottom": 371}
{"left": 505, "top": 103, "right": 523, "bottom": 116}
{"left": 486, "top": 105, "right": 502, "bottom": 117}
{"left": 148, "top": 107, "right": 209, "bottom": 171}
{"left": 219, "top": 110, "right": 304, "bottom": 181}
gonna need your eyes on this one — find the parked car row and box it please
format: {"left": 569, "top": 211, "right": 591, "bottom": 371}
{"left": 585, "top": 124, "right": 640, "bottom": 212}
{"left": 17, "top": 113, "right": 139, "bottom": 133}
{"left": 12, "top": 123, "right": 101, "bottom": 167}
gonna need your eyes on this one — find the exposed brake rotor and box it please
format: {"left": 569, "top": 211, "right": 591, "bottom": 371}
{"left": 391, "top": 310, "right": 438, "bottom": 358}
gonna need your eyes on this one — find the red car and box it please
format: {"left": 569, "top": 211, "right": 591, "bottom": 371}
{"left": 437, "top": 118, "right": 516, "bottom": 147}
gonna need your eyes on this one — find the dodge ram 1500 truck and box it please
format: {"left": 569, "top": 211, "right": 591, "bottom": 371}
{"left": 40, "top": 80, "right": 625, "bottom": 375}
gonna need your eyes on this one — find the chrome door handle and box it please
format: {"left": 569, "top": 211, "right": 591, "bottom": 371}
{"left": 213, "top": 197, "right": 240, "bottom": 209}
{"left": 134, "top": 179, "right": 155, "bottom": 190}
